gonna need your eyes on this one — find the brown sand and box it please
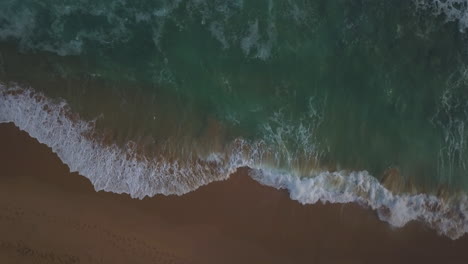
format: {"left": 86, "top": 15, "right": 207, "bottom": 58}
{"left": 0, "top": 122, "right": 468, "bottom": 264}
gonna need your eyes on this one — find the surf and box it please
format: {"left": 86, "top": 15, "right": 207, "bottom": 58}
{"left": 2, "top": 83, "right": 468, "bottom": 239}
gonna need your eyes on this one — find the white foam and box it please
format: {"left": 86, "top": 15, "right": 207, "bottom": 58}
{"left": 415, "top": 0, "right": 468, "bottom": 31}
{"left": 209, "top": 22, "right": 230, "bottom": 49}
{"left": 1, "top": 84, "right": 468, "bottom": 239}
{"left": 0, "top": 84, "right": 238, "bottom": 197}
{"left": 240, "top": 19, "right": 276, "bottom": 60}
{"left": 250, "top": 168, "right": 468, "bottom": 239}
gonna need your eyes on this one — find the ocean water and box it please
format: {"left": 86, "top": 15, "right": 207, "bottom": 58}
{"left": 1, "top": 0, "right": 468, "bottom": 238}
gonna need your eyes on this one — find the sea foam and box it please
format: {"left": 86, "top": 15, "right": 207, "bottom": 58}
{"left": 415, "top": 0, "right": 468, "bottom": 31}
{"left": 1, "top": 84, "right": 468, "bottom": 239}
{"left": 0, "top": 84, "right": 238, "bottom": 197}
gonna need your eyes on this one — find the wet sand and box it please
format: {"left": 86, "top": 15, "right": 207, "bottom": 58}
{"left": 0, "top": 122, "right": 468, "bottom": 264}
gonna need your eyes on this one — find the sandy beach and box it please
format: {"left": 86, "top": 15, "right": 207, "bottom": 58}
{"left": 1, "top": 122, "right": 468, "bottom": 264}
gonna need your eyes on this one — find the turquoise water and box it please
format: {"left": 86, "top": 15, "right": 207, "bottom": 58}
{"left": 2, "top": 0, "right": 468, "bottom": 189}
{"left": 0, "top": 0, "right": 468, "bottom": 235}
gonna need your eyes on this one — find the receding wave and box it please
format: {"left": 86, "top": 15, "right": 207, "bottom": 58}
{"left": 1, "top": 83, "right": 468, "bottom": 239}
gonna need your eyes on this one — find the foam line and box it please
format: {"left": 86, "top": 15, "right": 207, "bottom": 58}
{"left": 1, "top": 84, "right": 468, "bottom": 239}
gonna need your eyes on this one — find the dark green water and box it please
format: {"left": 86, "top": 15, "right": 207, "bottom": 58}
{"left": 2, "top": 0, "right": 468, "bottom": 192}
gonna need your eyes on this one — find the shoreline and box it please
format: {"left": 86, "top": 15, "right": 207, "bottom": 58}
{"left": 1, "top": 122, "right": 468, "bottom": 263}
{"left": 3, "top": 85, "right": 468, "bottom": 239}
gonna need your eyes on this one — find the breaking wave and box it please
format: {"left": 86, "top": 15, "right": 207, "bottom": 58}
{"left": 1, "top": 83, "right": 468, "bottom": 239}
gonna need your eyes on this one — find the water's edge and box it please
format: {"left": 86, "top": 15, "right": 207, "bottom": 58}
{"left": 1, "top": 83, "right": 468, "bottom": 240}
